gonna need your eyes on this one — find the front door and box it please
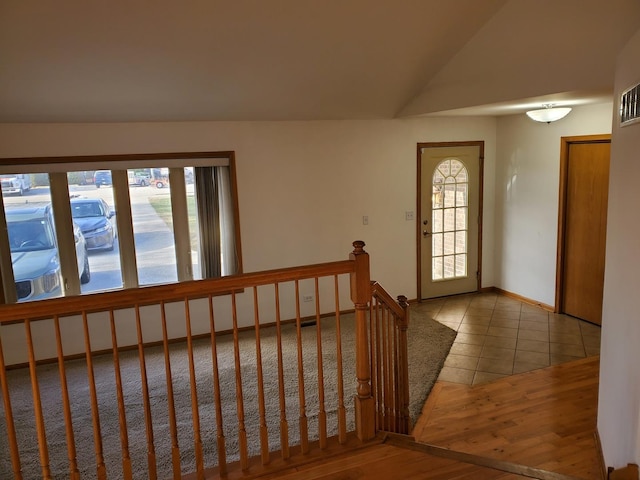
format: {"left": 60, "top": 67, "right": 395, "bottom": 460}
{"left": 558, "top": 136, "right": 611, "bottom": 325}
{"left": 418, "top": 143, "right": 482, "bottom": 300}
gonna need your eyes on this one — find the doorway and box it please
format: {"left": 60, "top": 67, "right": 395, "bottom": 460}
{"left": 417, "top": 142, "right": 483, "bottom": 300}
{"left": 556, "top": 135, "right": 611, "bottom": 325}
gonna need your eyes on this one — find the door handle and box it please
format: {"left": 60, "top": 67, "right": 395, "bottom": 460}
{"left": 423, "top": 219, "right": 430, "bottom": 237}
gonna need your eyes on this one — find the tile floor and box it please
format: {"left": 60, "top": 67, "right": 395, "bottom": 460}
{"left": 412, "top": 291, "right": 601, "bottom": 386}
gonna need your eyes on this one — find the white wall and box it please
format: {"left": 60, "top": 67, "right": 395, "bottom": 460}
{"left": 494, "top": 103, "right": 613, "bottom": 306}
{"left": 0, "top": 118, "right": 498, "bottom": 297}
{"left": 598, "top": 27, "right": 640, "bottom": 469}
{"left": 0, "top": 117, "right": 497, "bottom": 362}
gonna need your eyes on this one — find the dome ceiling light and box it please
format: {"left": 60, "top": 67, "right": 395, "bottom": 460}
{"left": 526, "top": 104, "right": 572, "bottom": 123}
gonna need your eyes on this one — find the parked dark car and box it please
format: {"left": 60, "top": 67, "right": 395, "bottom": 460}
{"left": 70, "top": 197, "right": 116, "bottom": 251}
{"left": 94, "top": 170, "right": 112, "bottom": 188}
{"left": 6, "top": 204, "right": 90, "bottom": 301}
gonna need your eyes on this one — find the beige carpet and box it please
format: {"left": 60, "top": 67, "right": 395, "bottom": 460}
{"left": 0, "top": 309, "right": 455, "bottom": 479}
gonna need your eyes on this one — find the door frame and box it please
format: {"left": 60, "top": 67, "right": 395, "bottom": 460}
{"left": 555, "top": 134, "right": 611, "bottom": 313}
{"left": 416, "top": 141, "right": 485, "bottom": 301}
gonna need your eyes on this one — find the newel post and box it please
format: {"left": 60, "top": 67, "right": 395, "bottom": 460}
{"left": 350, "top": 240, "right": 375, "bottom": 441}
{"left": 397, "top": 295, "right": 411, "bottom": 434}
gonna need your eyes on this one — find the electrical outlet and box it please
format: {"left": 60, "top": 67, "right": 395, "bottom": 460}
{"left": 303, "top": 295, "right": 314, "bottom": 303}
{"left": 405, "top": 211, "right": 414, "bottom": 221}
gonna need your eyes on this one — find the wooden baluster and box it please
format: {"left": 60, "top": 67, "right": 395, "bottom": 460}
{"left": 396, "top": 310, "right": 403, "bottom": 430}
{"left": 159, "top": 301, "right": 181, "bottom": 479}
{"left": 54, "top": 315, "right": 80, "bottom": 479}
{"left": 334, "top": 275, "right": 347, "bottom": 444}
{"left": 0, "top": 330, "right": 23, "bottom": 479}
{"left": 314, "top": 278, "right": 327, "bottom": 449}
{"left": 391, "top": 311, "right": 398, "bottom": 431}
{"left": 184, "top": 299, "right": 205, "bottom": 479}
{"left": 252, "top": 286, "right": 270, "bottom": 465}
{"left": 382, "top": 306, "right": 393, "bottom": 431}
{"left": 24, "top": 319, "right": 52, "bottom": 479}
{"left": 274, "top": 283, "right": 290, "bottom": 459}
{"left": 368, "top": 286, "right": 376, "bottom": 427}
{"left": 381, "top": 305, "right": 388, "bottom": 430}
{"left": 372, "top": 298, "right": 383, "bottom": 428}
{"left": 396, "top": 295, "right": 410, "bottom": 434}
{"left": 231, "top": 291, "right": 249, "bottom": 469}
{"left": 385, "top": 306, "right": 393, "bottom": 432}
{"left": 374, "top": 302, "right": 383, "bottom": 428}
{"left": 108, "top": 310, "right": 133, "bottom": 479}
{"left": 381, "top": 306, "right": 390, "bottom": 431}
{"left": 390, "top": 309, "right": 396, "bottom": 430}
{"left": 134, "top": 305, "right": 157, "bottom": 479}
{"left": 294, "top": 280, "right": 309, "bottom": 454}
{"left": 207, "top": 295, "right": 227, "bottom": 474}
{"left": 82, "top": 312, "right": 107, "bottom": 479}
{"left": 390, "top": 307, "right": 398, "bottom": 433}
{"left": 350, "top": 240, "right": 374, "bottom": 441}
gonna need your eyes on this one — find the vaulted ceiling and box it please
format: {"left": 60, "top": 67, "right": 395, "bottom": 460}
{"left": 1, "top": 0, "right": 639, "bottom": 123}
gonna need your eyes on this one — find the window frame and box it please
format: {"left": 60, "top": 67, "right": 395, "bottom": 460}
{"left": 0, "top": 151, "right": 243, "bottom": 304}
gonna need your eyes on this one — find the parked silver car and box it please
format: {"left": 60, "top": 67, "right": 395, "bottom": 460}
{"left": 6, "top": 204, "right": 90, "bottom": 301}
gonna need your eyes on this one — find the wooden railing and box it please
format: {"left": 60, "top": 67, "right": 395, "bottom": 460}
{"left": 370, "top": 283, "right": 410, "bottom": 435}
{"left": 0, "top": 241, "right": 410, "bottom": 479}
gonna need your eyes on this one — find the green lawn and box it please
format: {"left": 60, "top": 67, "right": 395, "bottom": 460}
{"left": 148, "top": 195, "right": 199, "bottom": 248}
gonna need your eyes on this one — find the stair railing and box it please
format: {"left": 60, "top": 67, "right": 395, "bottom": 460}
{"left": 0, "top": 240, "right": 409, "bottom": 479}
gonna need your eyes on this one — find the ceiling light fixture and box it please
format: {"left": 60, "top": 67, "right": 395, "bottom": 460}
{"left": 526, "top": 104, "right": 572, "bottom": 123}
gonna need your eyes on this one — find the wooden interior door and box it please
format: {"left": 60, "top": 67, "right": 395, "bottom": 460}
{"left": 558, "top": 136, "right": 611, "bottom": 325}
{"left": 418, "top": 143, "right": 482, "bottom": 300}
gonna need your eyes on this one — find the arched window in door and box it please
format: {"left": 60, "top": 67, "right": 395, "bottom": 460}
{"left": 432, "top": 158, "right": 469, "bottom": 281}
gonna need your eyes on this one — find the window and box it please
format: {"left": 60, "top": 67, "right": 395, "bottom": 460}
{"left": 69, "top": 179, "right": 122, "bottom": 294}
{"left": 0, "top": 153, "right": 242, "bottom": 304}
{"left": 431, "top": 158, "right": 468, "bottom": 281}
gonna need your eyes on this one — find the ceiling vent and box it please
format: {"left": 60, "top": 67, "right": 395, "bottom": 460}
{"left": 620, "top": 82, "right": 640, "bottom": 127}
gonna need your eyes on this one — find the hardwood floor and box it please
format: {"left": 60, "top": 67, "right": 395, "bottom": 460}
{"left": 207, "top": 435, "right": 537, "bottom": 480}
{"left": 413, "top": 356, "right": 603, "bottom": 479}
{"left": 209, "top": 356, "right": 602, "bottom": 479}
{"left": 267, "top": 443, "right": 533, "bottom": 480}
